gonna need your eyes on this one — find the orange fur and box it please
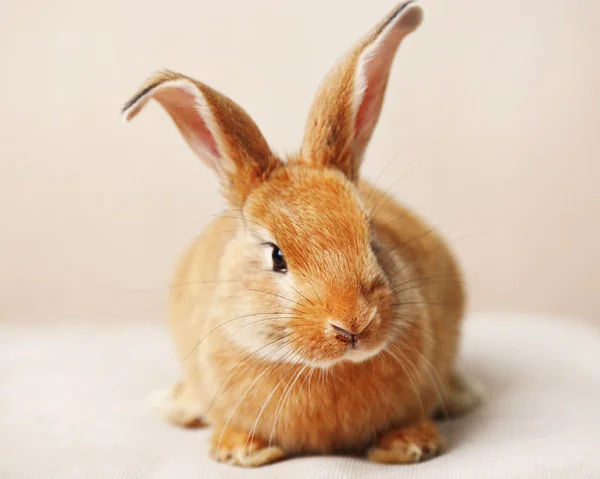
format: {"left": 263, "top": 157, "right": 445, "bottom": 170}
{"left": 122, "top": 0, "right": 479, "bottom": 467}
{"left": 368, "top": 421, "right": 444, "bottom": 463}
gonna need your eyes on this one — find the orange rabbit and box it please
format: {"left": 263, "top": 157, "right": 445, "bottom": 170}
{"left": 123, "top": 0, "right": 480, "bottom": 467}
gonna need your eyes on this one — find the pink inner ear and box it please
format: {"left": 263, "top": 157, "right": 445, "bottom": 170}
{"left": 155, "top": 88, "right": 220, "bottom": 160}
{"left": 354, "top": 26, "right": 404, "bottom": 146}
{"left": 354, "top": 84, "right": 378, "bottom": 137}
{"left": 194, "top": 118, "right": 220, "bottom": 158}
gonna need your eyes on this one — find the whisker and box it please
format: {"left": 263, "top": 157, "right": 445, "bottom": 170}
{"left": 207, "top": 213, "right": 267, "bottom": 232}
{"left": 307, "top": 278, "right": 325, "bottom": 309}
{"left": 245, "top": 345, "right": 310, "bottom": 451}
{"left": 389, "top": 274, "right": 466, "bottom": 294}
{"left": 227, "top": 315, "right": 300, "bottom": 340}
{"left": 368, "top": 160, "right": 424, "bottom": 219}
{"left": 389, "top": 281, "right": 467, "bottom": 303}
{"left": 184, "top": 311, "right": 297, "bottom": 360}
{"left": 393, "top": 333, "right": 451, "bottom": 418}
{"left": 386, "top": 343, "right": 426, "bottom": 420}
{"left": 386, "top": 228, "right": 492, "bottom": 286}
{"left": 364, "top": 145, "right": 409, "bottom": 207}
{"left": 307, "top": 364, "right": 316, "bottom": 404}
{"left": 248, "top": 288, "right": 308, "bottom": 310}
{"left": 196, "top": 207, "right": 241, "bottom": 220}
{"left": 248, "top": 346, "right": 301, "bottom": 401}
{"left": 204, "top": 333, "right": 294, "bottom": 416}
{"left": 109, "top": 278, "right": 239, "bottom": 295}
{"left": 269, "top": 362, "right": 308, "bottom": 449}
{"left": 215, "top": 338, "right": 297, "bottom": 459}
{"left": 392, "top": 300, "right": 460, "bottom": 308}
{"left": 280, "top": 276, "right": 315, "bottom": 307}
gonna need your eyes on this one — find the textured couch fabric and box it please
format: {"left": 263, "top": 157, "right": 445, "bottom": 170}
{"left": 2, "top": 313, "right": 599, "bottom": 479}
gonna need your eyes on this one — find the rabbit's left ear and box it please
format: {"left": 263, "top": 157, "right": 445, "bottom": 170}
{"left": 301, "top": 1, "right": 423, "bottom": 182}
{"left": 122, "top": 71, "right": 281, "bottom": 207}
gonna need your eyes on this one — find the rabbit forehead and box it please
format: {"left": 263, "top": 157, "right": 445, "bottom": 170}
{"left": 245, "top": 166, "right": 373, "bottom": 277}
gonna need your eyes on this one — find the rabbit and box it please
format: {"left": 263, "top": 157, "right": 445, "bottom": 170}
{"left": 122, "top": 0, "right": 481, "bottom": 467}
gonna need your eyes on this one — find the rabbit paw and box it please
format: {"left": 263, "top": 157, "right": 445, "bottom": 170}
{"left": 210, "top": 428, "right": 286, "bottom": 467}
{"left": 367, "top": 421, "right": 445, "bottom": 464}
{"left": 146, "top": 382, "right": 206, "bottom": 428}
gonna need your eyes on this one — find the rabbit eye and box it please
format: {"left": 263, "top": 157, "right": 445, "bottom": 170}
{"left": 371, "top": 241, "right": 381, "bottom": 254}
{"left": 270, "top": 244, "right": 287, "bottom": 273}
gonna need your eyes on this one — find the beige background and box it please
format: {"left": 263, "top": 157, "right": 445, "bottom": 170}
{"left": 1, "top": 0, "right": 598, "bottom": 323}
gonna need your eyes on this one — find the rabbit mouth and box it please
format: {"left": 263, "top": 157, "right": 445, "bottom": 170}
{"left": 296, "top": 337, "right": 388, "bottom": 369}
{"left": 343, "top": 340, "right": 388, "bottom": 364}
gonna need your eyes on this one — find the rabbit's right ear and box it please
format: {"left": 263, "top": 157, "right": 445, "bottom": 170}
{"left": 122, "top": 71, "right": 281, "bottom": 207}
{"left": 301, "top": 1, "right": 423, "bottom": 182}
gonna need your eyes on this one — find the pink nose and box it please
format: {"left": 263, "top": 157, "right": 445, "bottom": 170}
{"left": 330, "top": 323, "right": 357, "bottom": 344}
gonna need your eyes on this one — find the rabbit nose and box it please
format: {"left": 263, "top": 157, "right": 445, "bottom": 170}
{"left": 330, "top": 323, "right": 357, "bottom": 344}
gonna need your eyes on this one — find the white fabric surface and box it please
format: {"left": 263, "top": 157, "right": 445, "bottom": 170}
{"left": 1, "top": 313, "right": 599, "bottom": 479}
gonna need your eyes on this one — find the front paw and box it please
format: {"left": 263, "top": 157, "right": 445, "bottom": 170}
{"left": 367, "top": 421, "right": 445, "bottom": 464}
{"left": 146, "top": 382, "right": 206, "bottom": 428}
{"left": 210, "top": 428, "right": 286, "bottom": 467}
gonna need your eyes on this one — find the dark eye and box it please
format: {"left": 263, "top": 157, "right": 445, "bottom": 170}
{"left": 371, "top": 241, "right": 381, "bottom": 254}
{"left": 271, "top": 244, "right": 287, "bottom": 273}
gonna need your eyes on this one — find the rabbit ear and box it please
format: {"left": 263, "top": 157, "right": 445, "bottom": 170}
{"left": 122, "top": 71, "right": 281, "bottom": 206}
{"left": 301, "top": 1, "right": 423, "bottom": 181}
